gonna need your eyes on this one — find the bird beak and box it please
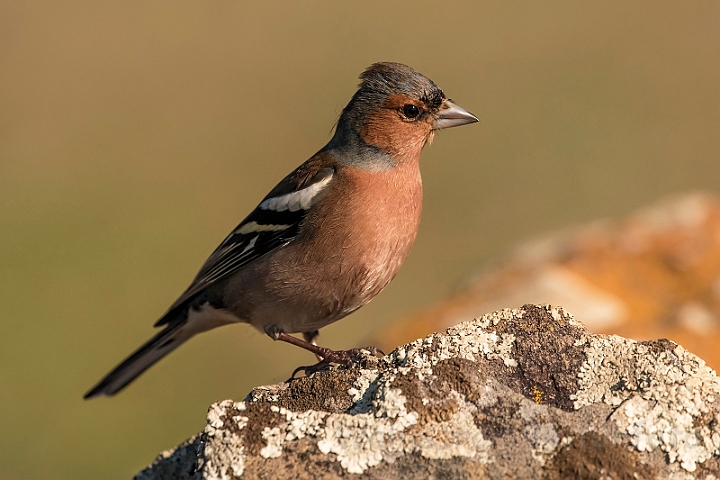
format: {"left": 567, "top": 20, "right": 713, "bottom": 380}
{"left": 433, "top": 100, "right": 479, "bottom": 130}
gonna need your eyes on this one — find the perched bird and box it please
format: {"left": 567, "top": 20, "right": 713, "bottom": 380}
{"left": 84, "top": 62, "right": 477, "bottom": 398}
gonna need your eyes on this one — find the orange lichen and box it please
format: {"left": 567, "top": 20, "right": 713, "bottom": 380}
{"left": 532, "top": 385, "right": 544, "bottom": 405}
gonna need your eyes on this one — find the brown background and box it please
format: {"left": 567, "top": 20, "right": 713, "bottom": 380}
{"left": 1, "top": 2, "right": 718, "bottom": 478}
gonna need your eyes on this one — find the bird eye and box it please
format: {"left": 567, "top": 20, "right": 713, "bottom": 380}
{"left": 401, "top": 104, "right": 420, "bottom": 119}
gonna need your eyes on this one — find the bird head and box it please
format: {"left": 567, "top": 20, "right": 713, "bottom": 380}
{"left": 335, "top": 62, "right": 478, "bottom": 162}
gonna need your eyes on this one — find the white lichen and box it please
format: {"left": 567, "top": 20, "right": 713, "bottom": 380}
{"left": 259, "top": 426, "right": 284, "bottom": 459}
{"left": 387, "top": 307, "right": 523, "bottom": 375}
{"left": 207, "top": 335, "right": 497, "bottom": 476}
{"left": 414, "top": 406, "right": 490, "bottom": 461}
{"left": 572, "top": 335, "right": 720, "bottom": 472}
{"left": 524, "top": 423, "right": 560, "bottom": 466}
{"left": 201, "top": 400, "right": 248, "bottom": 480}
{"left": 317, "top": 407, "right": 418, "bottom": 474}
{"left": 347, "top": 368, "right": 380, "bottom": 414}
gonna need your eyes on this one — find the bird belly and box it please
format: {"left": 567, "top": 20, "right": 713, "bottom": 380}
{"left": 226, "top": 249, "right": 398, "bottom": 335}
{"left": 223, "top": 214, "right": 418, "bottom": 335}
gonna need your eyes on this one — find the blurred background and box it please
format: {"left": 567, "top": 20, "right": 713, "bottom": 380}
{"left": 1, "top": 1, "right": 719, "bottom": 478}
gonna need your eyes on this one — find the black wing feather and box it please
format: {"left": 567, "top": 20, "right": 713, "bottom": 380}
{"left": 155, "top": 165, "right": 335, "bottom": 324}
{"left": 155, "top": 210, "right": 303, "bottom": 325}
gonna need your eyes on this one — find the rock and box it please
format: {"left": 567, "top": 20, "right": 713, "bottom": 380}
{"left": 135, "top": 305, "right": 720, "bottom": 479}
{"left": 379, "top": 193, "right": 720, "bottom": 372}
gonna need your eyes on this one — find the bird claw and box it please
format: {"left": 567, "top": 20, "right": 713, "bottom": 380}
{"left": 289, "top": 360, "right": 332, "bottom": 380}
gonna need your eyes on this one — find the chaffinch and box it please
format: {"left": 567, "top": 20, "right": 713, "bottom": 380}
{"left": 85, "top": 62, "right": 477, "bottom": 398}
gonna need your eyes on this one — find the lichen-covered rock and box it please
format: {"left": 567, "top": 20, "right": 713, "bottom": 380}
{"left": 135, "top": 305, "right": 720, "bottom": 479}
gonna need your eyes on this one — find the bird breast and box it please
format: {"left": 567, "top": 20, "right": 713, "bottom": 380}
{"left": 232, "top": 160, "right": 423, "bottom": 334}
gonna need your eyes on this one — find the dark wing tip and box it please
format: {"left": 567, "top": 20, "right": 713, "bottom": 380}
{"left": 83, "top": 384, "right": 109, "bottom": 400}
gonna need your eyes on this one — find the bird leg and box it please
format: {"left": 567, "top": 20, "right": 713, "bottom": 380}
{"left": 303, "top": 330, "right": 323, "bottom": 361}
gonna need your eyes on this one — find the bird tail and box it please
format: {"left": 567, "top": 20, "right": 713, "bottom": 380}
{"left": 84, "top": 317, "right": 193, "bottom": 399}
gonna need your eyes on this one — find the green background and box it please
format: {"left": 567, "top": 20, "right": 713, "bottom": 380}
{"left": 1, "top": 2, "right": 718, "bottom": 478}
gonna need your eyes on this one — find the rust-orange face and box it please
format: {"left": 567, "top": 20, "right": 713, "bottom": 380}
{"left": 360, "top": 92, "right": 478, "bottom": 159}
{"left": 346, "top": 62, "right": 478, "bottom": 160}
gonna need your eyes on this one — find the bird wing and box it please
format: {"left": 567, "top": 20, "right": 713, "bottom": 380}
{"left": 156, "top": 160, "right": 336, "bottom": 324}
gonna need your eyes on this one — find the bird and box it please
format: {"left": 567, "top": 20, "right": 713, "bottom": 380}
{"left": 84, "top": 62, "right": 478, "bottom": 399}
